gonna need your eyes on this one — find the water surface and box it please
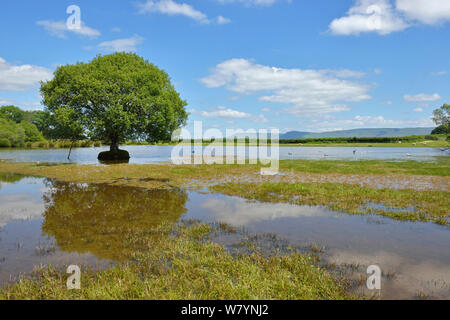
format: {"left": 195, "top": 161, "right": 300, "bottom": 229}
{"left": 0, "top": 175, "right": 449, "bottom": 299}
{"left": 0, "top": 145, "right": 448, "bottom": 164}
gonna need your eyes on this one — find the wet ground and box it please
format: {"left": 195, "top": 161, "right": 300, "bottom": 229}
{"left": 0, "top": 175, "right": 449, "bottom": 299}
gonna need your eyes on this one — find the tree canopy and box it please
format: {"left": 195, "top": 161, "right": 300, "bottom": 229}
{"left": 0, "top": 106, "right": 45, "bottom": 147}
{"left": 0, "top": 105, "right": 26, "bottom": 123}
{"left": 432, "top": 104, "right": 449, "bottom": 134}
{"left": 40, "top": 53, "right": 188, "bottom": 158}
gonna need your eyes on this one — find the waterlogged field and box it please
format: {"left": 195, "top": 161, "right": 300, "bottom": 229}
{"left": 0, "top": 152, "right": 449, "bottom": 300}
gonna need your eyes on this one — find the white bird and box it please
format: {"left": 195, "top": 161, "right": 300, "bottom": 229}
{"left": 406, "top": 153, "right": 411, "bottom": 157}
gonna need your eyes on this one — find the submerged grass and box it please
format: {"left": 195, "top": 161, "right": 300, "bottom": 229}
{"left": 0, "top": 223, "right": 353, "bottom": 300}
{"left": 211, "top": 182, "right": 450, "bottom": 225}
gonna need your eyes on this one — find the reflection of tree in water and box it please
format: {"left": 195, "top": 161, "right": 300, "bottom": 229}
{"left": 0, "top": 172, "right": 27, "bottom": 189}
{"left": 41, "top": 180, "right": 188, "bottom": 261}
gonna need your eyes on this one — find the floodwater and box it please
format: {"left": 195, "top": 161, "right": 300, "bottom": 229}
{"left": 0, "top": 145, "right": 448, "bottom": 164}
{"left": 0, "top": 174, "right": 449, "bottom": 299}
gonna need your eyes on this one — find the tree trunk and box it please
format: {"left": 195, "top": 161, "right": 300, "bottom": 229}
{"left": 67, "top": 139, "right": 75, "bottom": 160}
{"left": 110, "top": 141, "right": 119, "bottom": 152}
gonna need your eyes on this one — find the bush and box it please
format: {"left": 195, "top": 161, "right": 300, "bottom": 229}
{"left": 0, "top": 138, "right": 11, "bottom": 148}
{"left": 19, "top": 121, "right": 44, "bottom": 142}
{"left": 60, "top": 141, "right": 72, "bottom": 148}
{"left": 37, "top": 141, "right": 49, "bottom": 148}
{"left": 94, "top": 141, "right": 102, "bottom": 147}
{"left": 25, "top": 142, "right": 33, "bottom": 148}
{"left": 80, "top": 140, "right": 93, "bottom": 148}
{"left": 424, "top": 135, "right": 439, "bottom": 140}
{"left": 72, "top": 141, "right": 80, "bottom": 148}
{"left": 0, "top": 118, "right": 25, "bottom": 147}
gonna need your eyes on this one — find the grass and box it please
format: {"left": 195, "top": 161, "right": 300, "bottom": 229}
{"left": 0, "top": 222, "right": 354, "bottom": 300}
{"left": 280, "top": 159, "right": 450, "bottom": 176}
{"left": 211, "top": 182, "right": 450, "bottom": 225}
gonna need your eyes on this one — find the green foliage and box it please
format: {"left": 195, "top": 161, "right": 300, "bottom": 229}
{"left": 432, "top": 124, "right": 450, "bottom": 134}
{"left": 0, "top": 117, "right": 25, "bottom": 147}
{"left": 47, "top": 106, "right": 85, "bottom": 141}
{"left": 0, "top": 106, "right": 46, "bottom": 146}
{"left": 29, "top": 110, "right": 53, "bottom": 137}
{"left": 0, "top": 105, "right": 26, "bottom": 123}
{"left": 0, "top": 138, "right": 11, "bottom": 148}
{"left": 432, "top": 104, "right": 449, "bottom": 131}
{"left": 19, "top": 120, "right": 44, "bottom": 142}
{"left": 40, "top": 53, "right": 188, "bottom": 151}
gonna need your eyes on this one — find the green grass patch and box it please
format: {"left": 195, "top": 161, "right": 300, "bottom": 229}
{"left": 279, "top": 159, "right": 450, "bottom": 176}
{"left": 0, "top": 223, "right": 353, "bottom": 300}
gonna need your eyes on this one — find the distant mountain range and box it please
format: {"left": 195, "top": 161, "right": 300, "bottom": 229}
{"left": 280, "top": 127, "right": 435, "bottom": 139}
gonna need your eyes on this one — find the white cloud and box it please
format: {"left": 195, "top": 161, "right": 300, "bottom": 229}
{"left": 396, "top": 0, "right": 450, "bottom": 25}
{"left": 201, "top": 58, "right": 371, "bottom": 116}
{"left": 330, "top": 0, "right": 450, "bottom": 36}
{"left": 98, "top": 35, "right": 144, "bottom": 52}
{"left": 0, "top": 57, "right": 53, "bottom": 92}
{"left": 192, "top": 106, "right": 268, "bottom": 123}
{"left": 138, "top": 0, "right": 229, "bottom": 24}
{"left": 37, "top": 20, "right": 100, "bottom": 38}
{"left": 138, "top": 0, "right": 208, "bottom": 22}
{"left": 329, "top": 0, "right": 408, "bottom": 35}
{"left": 381, "top": 100, "right": 393, "bottom": 105}
{"left": 261, "top": 107, "right": 271, "bottom": 112}
{"left": 0, "top": 98, "right": 13, "bottom": 105}
{"left": 431, "top": 71, "right": 449, "bottom": 76}
{"left": 192, "top": 106, "right": 251, "bottom": 119}
{"left": 253, "top": 114, "right": 269, "bottom": 123}
{"left": 404, "top": 93, "right": 441, "bottom": 102}
{"left": 217, "top": 16, "right": 231, "bottom": 24}
{"left": 413, "top": 107, "right": 424, "bottom": 112}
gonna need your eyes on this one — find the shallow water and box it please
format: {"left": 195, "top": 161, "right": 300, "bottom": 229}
{"left": 0, "top": 175, "right": 449, "bottom": 299}
{"left": 0, "top": 145, "right": 448, "bottom": 164}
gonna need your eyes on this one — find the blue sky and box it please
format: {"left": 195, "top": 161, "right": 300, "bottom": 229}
{"left": 1, "top": 0, "right": 450, "bottom": 132}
